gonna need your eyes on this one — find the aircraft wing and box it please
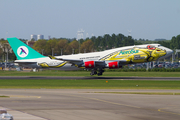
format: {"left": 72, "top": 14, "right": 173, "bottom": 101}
{"left": 56, "top": 58, "right": 83, "bottom": 62}
{"left": 48, "top": 55, "right": 106, "bottom": 67}
{"left": 58, "top": 58, "right": 106, "bottom": 67}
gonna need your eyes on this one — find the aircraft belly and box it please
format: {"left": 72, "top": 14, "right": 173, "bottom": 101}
{"left": 17, "top": 63, "right": 40, "bottom": 68}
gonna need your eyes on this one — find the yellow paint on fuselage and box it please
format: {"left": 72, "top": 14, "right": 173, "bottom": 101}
{"left": 104, "top": 47, "right": 166, "bottom": 64}
{"left": 38, "top": 62, "right": 67, "bottom": 68}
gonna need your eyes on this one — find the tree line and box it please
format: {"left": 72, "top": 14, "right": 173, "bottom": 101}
{"left": 32, "top": 33, "right": 135, "bottom": 55}
{"left": 32, "top": 33, "right": 180, "bottom": 56}
{"left": 0, "top": 33, "right": 180, "bottom": 61}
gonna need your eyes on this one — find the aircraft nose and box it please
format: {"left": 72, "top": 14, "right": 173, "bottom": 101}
{"left": 158, "top": 46, "right": 173, "bottom": 58}
{"left": 166, "top": 48, "right": 173, "bottom": 55}
{"left": 165, "top": 48, "right": 173, "bottom": 57}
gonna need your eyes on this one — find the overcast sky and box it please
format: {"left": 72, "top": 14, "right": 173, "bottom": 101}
{"left": 0, "top": 0, "right": 180, "bottom": 40}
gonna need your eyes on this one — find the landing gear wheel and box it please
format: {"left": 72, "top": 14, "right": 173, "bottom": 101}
{"left": 90, "top": 73, "right": 93, "bottom": 76}
{"left": 97, "top": 72, "right": 102, "bottom": 76}
{"left": 90, "top": 69, "right": 97, "bottom": 76}
{"left": 97, "top": 68, "right": 104, "bottom": 76}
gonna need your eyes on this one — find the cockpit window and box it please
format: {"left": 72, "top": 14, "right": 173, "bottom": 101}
{"left": 147, "top": 45, "right": 156, "bottom": 50}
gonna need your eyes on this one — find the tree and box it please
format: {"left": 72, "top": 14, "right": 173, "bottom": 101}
{"left": 45, "top": 39, "right": 58, "bottom": 55}
{"left": 65, "top": 40, "right": 79, "bottom": 54}
{"left": 79, "top": 39, "right": 84, "bottom": 44}
{"left": 55, "top": 39, "right": 68, "bottom": 55}
{"left": 0, "top": 41, "right": 11, "bottom": 61}
{"left": 80, "top": 39, "right": 94, "bottom": 53}
{"left": 95, "top": 36, "right": 103, "bottom": 51}
{"left": 116, "top": 34, "right": 124, "bottom": 47}
{"left": 90, "top": 36, "right": 96, "bottom": 43}
{"left": 176, "top": 35, "right": 180, "bottom": 49}
{"left": 157, "top": 40, "right": 170, "bottom": 48}
{"left": 111, "top": 33, "right": 116, "bottom": 48}
{"left": 104, "top": 34, "right": 112, "bottom": 49}
{"left": 170, "top": 35, "right": 180, "bottom": 50}
{"left": 33, "top": 39, "right": 47, "bottom": 55}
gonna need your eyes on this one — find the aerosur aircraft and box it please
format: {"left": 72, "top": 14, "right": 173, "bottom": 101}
{"left": 7, "top": 37, "right": 173, "bottom": 75}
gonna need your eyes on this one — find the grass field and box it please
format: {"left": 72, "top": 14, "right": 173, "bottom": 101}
{"left": 0, "top": 70, "right": 180, "bottom": 77}
{"left": 0, "top": 79, "right": 180, "bottom": 89}
{"left": 0, "top": 70, "right": 180, "bottom": 90}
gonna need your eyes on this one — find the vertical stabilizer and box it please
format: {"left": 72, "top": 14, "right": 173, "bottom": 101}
{"left": 7, "top": 37, "right": 45, "bottom": 60}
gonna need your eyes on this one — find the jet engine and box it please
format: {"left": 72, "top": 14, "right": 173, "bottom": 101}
{"left": 108, "top": 61, "right": 119, "bottom": 69}
{"left": 84, "top": 61, "right": 95, "bottom": 68}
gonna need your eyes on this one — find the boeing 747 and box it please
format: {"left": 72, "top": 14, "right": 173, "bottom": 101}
{"left": 7, "top": 37, "right": 173, "bottom": 75}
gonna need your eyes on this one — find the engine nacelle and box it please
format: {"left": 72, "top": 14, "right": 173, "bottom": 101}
{"left": 84, "top": 61, "right": 95, "bottom": 68}
{"left": 108, "top": 61, "right": 120, "bottom": 69}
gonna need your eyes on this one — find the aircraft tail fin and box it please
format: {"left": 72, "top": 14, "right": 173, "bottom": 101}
{"left": 7, "top": 37, "right": 45, "bottom": 60}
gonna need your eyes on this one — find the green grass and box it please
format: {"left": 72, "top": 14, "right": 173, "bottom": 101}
{"left": 0, "top": 70, "right": 90, "bottom": 76}
{"left": 1, "top": 70, "right": 180, "bottom": 77}
{"left": 103, "top": 72, "right": 180, "bottom": 77}
{"left": 0, "top": 79, "right": 180, "bottom": 89}
{"left": 0, "top": 70, "right": 180, "bottom": 89}
{"left": 0, "top": 95, "right": 9, "bottom": 97}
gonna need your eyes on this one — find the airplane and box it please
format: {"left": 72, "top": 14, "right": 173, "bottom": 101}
{"left": 7, "top": 37, "right": 173, "bottom": 75}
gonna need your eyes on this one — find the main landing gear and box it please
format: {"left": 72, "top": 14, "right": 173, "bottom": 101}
{"left": 90, "top": 69, "right": 97, "bottom": 76}
{"left": 90, "top": 68, "right": 104, "bottom": 76}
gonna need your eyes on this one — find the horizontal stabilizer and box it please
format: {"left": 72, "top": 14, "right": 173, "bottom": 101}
{"left": 48, "top": 55, "right": 56, "bottom": 60}
{"left": 48, "top": 56, "right": 83, "bottom": 62}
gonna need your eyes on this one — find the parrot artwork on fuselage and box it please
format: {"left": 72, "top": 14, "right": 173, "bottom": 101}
{"left": 7, "top": 37, "right": 173, "bottom": 76}
{"left": 101, "top": 46, "right": 166, "bottom": 63}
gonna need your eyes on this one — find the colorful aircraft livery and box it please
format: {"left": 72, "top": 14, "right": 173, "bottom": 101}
{"left": 7, "top": 37, "right": 173, "bottom": 76}
{"left": 103, "top": 46, "right": 166, "bottom": 63}
{"left": 119, "top": 49, "right": 139, "bottom": 55}
{"left": 17, "top": 46, "right": 30, "bottom": 58}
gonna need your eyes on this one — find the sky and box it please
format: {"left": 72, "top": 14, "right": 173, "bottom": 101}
{"left": 0, "top": 0, "right": 180, "bottom": 40}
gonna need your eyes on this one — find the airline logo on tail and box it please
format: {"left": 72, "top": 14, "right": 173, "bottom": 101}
{"left": 17, "top": 46, "right": 29, "bottom": 58}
